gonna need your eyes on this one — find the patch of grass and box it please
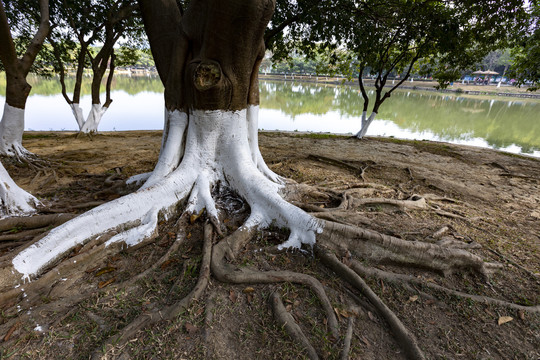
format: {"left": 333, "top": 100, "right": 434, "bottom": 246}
{"left": 22, "top": 133, "right": 58, "bottom": 140}
{"left": 294, "top": 133, "right": 346, "bottom": 139}
{"left": 499, "top": 151, "right": 540, "bottom": 162}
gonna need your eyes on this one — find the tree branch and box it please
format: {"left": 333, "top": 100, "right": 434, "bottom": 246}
{"left": 0, "top": 0, "right": 17, "bottom": 73}
{"left": 20, "top": 0, "right": 50, "bottom": 76}
{"left": 137, "top": 0, "right": 183, "bottom": 84}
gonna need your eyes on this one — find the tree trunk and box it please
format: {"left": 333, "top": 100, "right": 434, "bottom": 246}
{"left": 0, "top": 0, "right": 49, "bottom": 157}
{"left": 355, "top": 111, "right": 377, "bottom": 139}
{"left": 8, "top": 0, "right": 323, "bottom": 282}
{"left": 0, "top": 64, "right": 32, "bottom": 157}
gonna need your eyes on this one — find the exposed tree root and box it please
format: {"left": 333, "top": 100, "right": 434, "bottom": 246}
{"left": 270, "top": 290, "right": 319, "bottom": 360}
{"left": 315, "top": 245, "right": 426, "bottom": 360}
{"left": 211, "top": 225, "right": 340, "bottom": 338}
{"left": 307, "top": 154, "right": 371, "bottom": 181}
{"left": 318, "top": 220, "right": 498, "bottom": 276}
{"left": 0, "top": 213, "right": 75, "bottom": 232}
{"left": 93, "top": 223, "right": 213, "bottom": 358}
{"left": 350, "top": 260, "right": 540, "bottom": 313}
{"left": 340, "top": 315, "right": 355, "bottom": 360}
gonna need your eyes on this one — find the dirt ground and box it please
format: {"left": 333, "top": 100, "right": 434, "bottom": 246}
{"left": 1, "top": 131, "right": 539, "bottom": 359}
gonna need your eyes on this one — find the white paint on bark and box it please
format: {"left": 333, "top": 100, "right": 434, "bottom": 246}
{"left": 80, "top": 104, "right": 108, "bottom": 133}
{"left": 142, "top": 109, "right": 188, "bottom": 188}
{"left": 0, "top": 161, "right": 39, "bottom": 216}
{"left": 69, "top": 104, "right": 85, "bottom": 130}
{"left": 355, "top": 112, "right": 377, "bottom": 139}
{"left": 0, "top": 104, "right": 30, "bottom": 157}
{"left": 247, "top": 105, "right": 283, "bottom": 183}
{"left": 12, "top": 108, "right": 322, "bottom": 281}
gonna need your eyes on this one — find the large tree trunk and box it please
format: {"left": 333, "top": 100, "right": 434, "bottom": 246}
{"left": 6, "top": 0, "right": 322, "bottom": 282}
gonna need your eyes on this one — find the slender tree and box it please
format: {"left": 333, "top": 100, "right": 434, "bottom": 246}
{"left": 0, "top": 0, "right": 49, "bottom": 156}
{"left": 48, "top": 0, "right": 141, "bottom": 133}
{"left": 0, "top": 0, "right": 46, "bottom": 215}
{"left": 268, "top": 0, "right": 526, "bottom": 139}
{"left": 508, "top": 0, "right": 540, "bottom": 91}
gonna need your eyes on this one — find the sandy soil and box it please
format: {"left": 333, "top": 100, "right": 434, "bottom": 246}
{"left": 1, "top": 131, "right": 538, "bottom": 359}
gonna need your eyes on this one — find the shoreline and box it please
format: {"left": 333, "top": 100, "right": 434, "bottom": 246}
{"left": 259, "top": 74, "right": 540, "bottom": 99}
{"left": 22, "top": 130, "right": 540, "bottom": 161}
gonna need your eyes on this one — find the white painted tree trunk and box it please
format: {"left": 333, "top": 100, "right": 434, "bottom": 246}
{"left": 71, "top": 104, "right": 108, "bottom": 133}
{"left": 0, "top": 161, "right": 39, "bottom": 217}
{"left": 129, "top": 105, "right": 282, "bottom": 188}
{"left": 0, "top": 104, "right": 30, "bottom": 157}
{"left": 11, "top": 107, "right": 321, "bottom": 282}
{"left": 355, "top": 111, "right": 377, "bottom": 139}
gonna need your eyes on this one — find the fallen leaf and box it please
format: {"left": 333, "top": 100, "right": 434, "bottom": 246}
{"left": 285, "top": 304, "right": 292, "bottom": 312}
{"left": 190, "top": 209, "right": 205, "bottom": 224}
{"left": 243, "top": 287, "right": 255, "bottom": 294}
{"left": 95, "top": 267, "right": 116, "bottom": 277}
{"left": 518, "top": 310, "right": 525, "bottom": 320}
{"left": 293, "top": 300, "right": 300, "bottom": 307}
{"left": 185, "top": 323, "right": 198, "bottom": 334}
{"left": 498, "top": 316, "right": 513, "bottom": 325}
{"left": 229, "top": 290, "right": 237, "bottom": 303}
{"left": 160, "top": 259, "right": 177, "bottom": 269}
{"left": 98, "top": 277, "right": 116, "bottom": 288}
{"left": 3, "top": 322, "right": 19, "bottom": 342}
{"left": 187, "top": 232, "right": 192, "bottom": 239}
{"left": 368, "top": 311, "right": 377, "bottom": 322}
{"left": 85, "top": 266, "right": 99, "bottom": 274}
{"left": 408, "top": 295, "right": 419, "bottom": 302}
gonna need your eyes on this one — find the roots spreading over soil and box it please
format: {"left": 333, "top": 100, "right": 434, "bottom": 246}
{"left": 0, "top": 132, "right": 539, "bottom": 359}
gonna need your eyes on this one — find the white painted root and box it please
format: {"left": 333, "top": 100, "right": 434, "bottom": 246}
{"left": 10, "top": 107, "right": 322, "bottom": 282}
{"left": 0, "top": 161, "right": 40, "bottom": 217}
{"left": 126, "top": 172, "right": 151, "bottom": 186}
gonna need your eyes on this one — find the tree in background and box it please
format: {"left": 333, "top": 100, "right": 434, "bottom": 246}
{"left": 0, "top": 0, "right": 49, "bottom": 156}
{"left": 0, "top": 0, "right": 48, "bottom": 215}
{"left": 508, "top": 0, "right": 540, "bottom": 91}
{"left": 48, "top": 0, "right": 141, "bottom": 133}
{"left": 268, "top": 0, "right": 526, "bottom": 138}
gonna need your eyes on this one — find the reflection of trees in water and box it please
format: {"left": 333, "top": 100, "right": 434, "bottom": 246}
{"left": 0, "top": 74, "right": 164, "bottom": 96}
{"left": 260, "top": 80, "right": 540, "bottom": 154}
{"left": 2, "top": 75, "right": 538, "bottom": 154}
{"left": 379, "top": 92, "right": 540, "bottom": 153}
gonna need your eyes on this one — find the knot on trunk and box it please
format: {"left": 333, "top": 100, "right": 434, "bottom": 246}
{"left": 193, "top": 61, "right": 222, "bottom": 91}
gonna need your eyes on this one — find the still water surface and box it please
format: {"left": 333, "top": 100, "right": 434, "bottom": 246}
{"left": 1, "top": 75, "right": 539, "bottom": 157}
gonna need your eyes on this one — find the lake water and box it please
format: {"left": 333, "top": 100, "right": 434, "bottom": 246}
{"left": 1, "top": 74, "right": 539, "bottom": 157}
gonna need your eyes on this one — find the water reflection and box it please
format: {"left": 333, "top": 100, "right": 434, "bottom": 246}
{"left": 0, "top": 75, "right": 538, "bottom": 157}
{"left": 259, "top": 81, "right": 540, "bottom": 156}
